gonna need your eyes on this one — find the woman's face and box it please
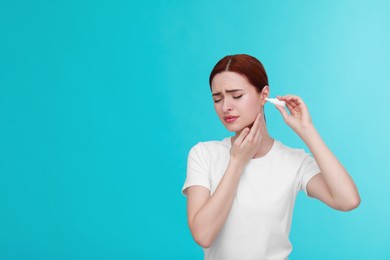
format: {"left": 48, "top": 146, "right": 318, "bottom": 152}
{"left": 211, "top": 71, "right": 267, "bottom": 132}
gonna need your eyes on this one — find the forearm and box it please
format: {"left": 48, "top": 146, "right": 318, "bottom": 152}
{"left": 298, "top": 124, "right": 360, "bottom": 205}
{"left": 192, "top": 159, "right": 244, "bottom": 247}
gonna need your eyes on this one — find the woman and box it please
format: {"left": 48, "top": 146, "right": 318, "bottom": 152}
{"left": 182, "top": 54, "right": 360, "bottom": 260}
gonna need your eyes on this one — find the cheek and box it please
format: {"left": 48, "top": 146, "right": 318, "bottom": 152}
{"left": 241, "top": 100, "right": 261, "bottom": 121}
{"left": 241, "top": 97, "right": 261, "bottom": 112}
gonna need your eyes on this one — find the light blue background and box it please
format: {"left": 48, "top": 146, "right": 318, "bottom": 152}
{"left": 1, "top": 0, "right": 389, "bottom": 259}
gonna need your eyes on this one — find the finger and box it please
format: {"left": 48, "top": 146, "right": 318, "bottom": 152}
{"left": 289, "top": 97, "right": 299, "bottom": 110}
{"left": 280, "top": 95, "right": 294, "bottom": 107}
{"left": 287, "top": 95, "right": 307, "bottom": 112}
{"left": 284, "top": 96, "right": 301, "bottom": 113}
{"left": 234, "top": 127, "right": 250, "bottom": 146}
{"left": 287, "top": 94, "right": 302, "bottom": 102}
{"left": 285, "top": 95, "right": 301, "bottom": 104}
{"left": 285, "top": 95, "right": 296, "bottom": 104}
{"left": 254, "top": 114, "right": 265, "bottom": 140}
{"left": 246, "top": 113, "right": 261, "bottom": 139}
{"left": 282, "top": 99, "right": 296, "bottom": 115}
{"left": 286, "top": 101, "right": 295, "bottom": 113}
{"left": 280, "top": 95, "right": 308, "bottom": 113}
{"left": 294, "top": 96, "right": 308, "bottom": 111}
{"left": 276, "top": 95, "right": 290, "bottom": 102}
{"left": 277, "top": 96, "right": 291, "bottom": 108}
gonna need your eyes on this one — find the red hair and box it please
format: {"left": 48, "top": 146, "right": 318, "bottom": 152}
{"left": 209, "top": 54, "right": 269, "bottom": 93}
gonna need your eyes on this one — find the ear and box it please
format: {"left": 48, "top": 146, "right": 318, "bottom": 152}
{"left": 260, "top": 85, "right": 270, "bottom": 106}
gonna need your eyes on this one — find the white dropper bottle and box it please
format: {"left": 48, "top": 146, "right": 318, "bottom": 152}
{"left": 265, "top": 98, "right": 286, "bottom": 107}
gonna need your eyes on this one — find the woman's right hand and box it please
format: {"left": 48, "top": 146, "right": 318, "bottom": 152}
{"left": 230, "top": 113, "right": 264, "bottom": 168}
{"left": 186, "top": 113, "right": 264, "bottom": 248}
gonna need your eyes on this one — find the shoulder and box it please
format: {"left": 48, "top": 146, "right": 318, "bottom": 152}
{"left": 274, "top": 140, "right": 309, "bottom": 161}
{"left": 273, "top": 141, "right": 317, "bottom": 177}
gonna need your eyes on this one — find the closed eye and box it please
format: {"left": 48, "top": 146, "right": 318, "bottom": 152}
{"left": 214, "top": 95, "right": 243, "bottom": 103}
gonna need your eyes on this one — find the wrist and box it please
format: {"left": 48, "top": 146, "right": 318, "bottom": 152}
{"left": 228, "top": 157, "right": 246, "bottom": 173}
{"left": 297, "top": 123, "right": 318, "bottom": 141}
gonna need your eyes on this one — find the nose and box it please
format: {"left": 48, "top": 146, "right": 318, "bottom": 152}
{"left": 222, "top": 98, "right": 232, "bottom": 113}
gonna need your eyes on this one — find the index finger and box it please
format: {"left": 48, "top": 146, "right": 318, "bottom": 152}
{"left": 278, "top": 95, "right": 307, "bottom": 112}
{"left": 247, "top": 113, "right": 262, "bottom": 138}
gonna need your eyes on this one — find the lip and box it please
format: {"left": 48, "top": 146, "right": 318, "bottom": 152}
{"left": 224, "top": 116, "right": 239, "bottom": 123}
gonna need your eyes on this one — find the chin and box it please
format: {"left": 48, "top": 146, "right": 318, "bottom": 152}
{"left": 221, "top": 118, "right": 252, "bottom": 132}
{"left": 223, "top": 124, "right": 245, "bottom": 133}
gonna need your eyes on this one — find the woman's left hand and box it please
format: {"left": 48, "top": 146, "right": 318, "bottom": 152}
{"left": 274, "top": 95, "right": 313, "bottom": 135}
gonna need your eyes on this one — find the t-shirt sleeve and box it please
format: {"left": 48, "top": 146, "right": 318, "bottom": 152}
{"left": 297, "top": 151, "right": 321, "bottom": 196}
{"left": 181, "top": 143, "right": 211, "bottom": 197}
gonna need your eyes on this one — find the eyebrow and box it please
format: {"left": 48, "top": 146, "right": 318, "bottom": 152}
{"left": 212, "top": 89, "right": 244, "bottom": 96}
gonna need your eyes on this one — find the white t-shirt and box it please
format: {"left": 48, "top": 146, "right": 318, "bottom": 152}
{"left": 182, "top": 137, "right": 320, "bottom": 260}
